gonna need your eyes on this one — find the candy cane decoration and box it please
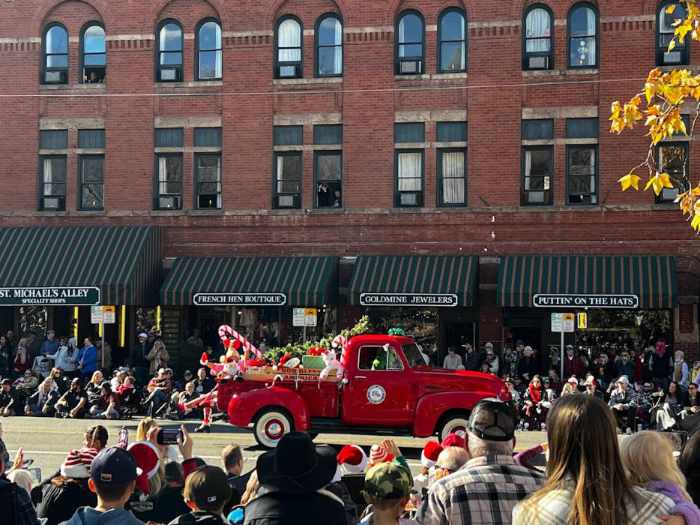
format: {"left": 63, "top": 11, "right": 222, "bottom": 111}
{"left": 332, "top": 335, "right": 347, "bottom": 349}
{"left": 218, "top": 324, "right": 262, "bottom": 361}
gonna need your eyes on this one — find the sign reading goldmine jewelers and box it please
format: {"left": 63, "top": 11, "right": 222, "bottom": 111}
{"left": 0, "top": 287, "right": 101, "bottom": 306}
{"left": 533, "top": 294, "right": 639, "bottom": 309}
{"left": 360, "top": 293, "right": 459, "bottom": 307}
{"left": 193, "top": 293, "right": 287, "bottom": 306}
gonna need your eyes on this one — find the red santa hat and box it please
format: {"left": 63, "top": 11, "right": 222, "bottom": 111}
{"left": 368, "top": 444, "right": 394, "bottom": 467}
{"left": 337, "top": 445, "right": 368, "bottom": 475}
{"left": 421, "top": 440, "right": 443, "bottom": 469}
{"left": 60, "top": 447, "right": 98, "bottom": 479}
{"left": 127, "top": 441, "right": 160, "bottom": 494}
{"left": 441, "top": 432, "right": 466, "bottom": 449}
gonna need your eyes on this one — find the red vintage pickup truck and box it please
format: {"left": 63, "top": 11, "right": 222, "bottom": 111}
{"left": 217, "top": 334, "right": 509, "bottom": 447}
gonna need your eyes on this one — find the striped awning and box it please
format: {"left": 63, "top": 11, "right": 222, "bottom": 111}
{"left": 0, "top": 226, "right": 162, "bottom": 305}
{"left": 349, "top": 256, "right": 478, "bottom": 307}
{"left": 160, "top": 256, "right": 337, "bottom": 306}
{"left": 497, "top": 256, "right": 677, "bottom": 309}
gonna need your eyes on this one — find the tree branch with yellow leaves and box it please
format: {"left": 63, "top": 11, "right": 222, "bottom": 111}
{"left": 610, "top": 0, "right": 700, "bottom": 230}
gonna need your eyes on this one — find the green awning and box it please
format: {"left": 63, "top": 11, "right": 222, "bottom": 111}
{"left": 497, "top": 255, "right": 677, "bottom": 309}
{"left": 0, "top": 226, "right": 162, "bottom": 305}
{"left": 349, "top": 256, "right": 478, "bottom": 307}
{"left": 161, "top": 256, "right": 337, "bottom": 306}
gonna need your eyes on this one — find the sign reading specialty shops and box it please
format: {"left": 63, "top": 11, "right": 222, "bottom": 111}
{"left": 0, "top": 287, "right": 101, "bottom": 306}
{"left": 360, "top": 293, "right": 459, "bottom": 307}
{"left": 193, "top": 293, "right": 287, "bottom": 306}
{"left": 533, "top": 294, "right": 639, "bottom": 309}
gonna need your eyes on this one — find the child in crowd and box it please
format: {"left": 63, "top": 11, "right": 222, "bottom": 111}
{"left": 169, "top": 465, "right": 232, "bottom": 525}
{"left": 620, "top": 431, "right": 700, "bottom": 525}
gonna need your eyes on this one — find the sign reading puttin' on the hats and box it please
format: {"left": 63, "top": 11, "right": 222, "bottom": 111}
{"left": 360, "top": 293, "right": 459, "bottom": 307}
{"left": 0, "top": 287, "right": 101, "bottom": 306}
{"left": 193, "top": 293, "right": 287, "bottom": 306}
{"left": 533, "top": 294, "right": 639, "bottom": 309}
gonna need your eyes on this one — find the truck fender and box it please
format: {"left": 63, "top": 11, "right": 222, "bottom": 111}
{"left": 227, "top": 386, "right": 310, "bottom": 431}
{"left": 412, "top": 391, "right": 490, "bottom": 437}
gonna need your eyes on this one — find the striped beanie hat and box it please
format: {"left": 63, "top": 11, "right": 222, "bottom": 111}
{"left": 368, "top": 444, "right": 394, "bottom": 467}
{"left": 61, "top": 447, "right": 98, "bottom": 479}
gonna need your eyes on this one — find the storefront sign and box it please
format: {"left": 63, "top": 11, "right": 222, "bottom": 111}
{"left": 533, "top": 294, "right": 639, "bottom": 309}
{"left": 551, "top": 313, "right": 575, "bottom": 333}
{"left": 293, "top": 308, "right": 317, "bottom": 327}
{"left": 359, "top": 293, "right": 458, "bottom": 307}
{"left": 0, "top": 287, "right": 100, "bottom": 306}
{"left": 91, "top": 305, "right": 116, "bottom": 324}
{"left": 193, "top": 293, "right": 287, "bottom": 306}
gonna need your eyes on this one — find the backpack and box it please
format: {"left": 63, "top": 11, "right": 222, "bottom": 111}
{"left": 0, "top": 480, "right": 18, "bottom": 524}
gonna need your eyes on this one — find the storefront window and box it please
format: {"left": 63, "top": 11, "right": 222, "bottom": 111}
{"left": 136, "top": 307, "right": 158, "bottom": 335}
{"left": 366, "top": 308, "right": 439, "bottom": 348}
{"left": 18, "top": 306, "right": 48, "bottom": 336}
{"left": 575, "top": 309, "right": 672, "bottom": 351}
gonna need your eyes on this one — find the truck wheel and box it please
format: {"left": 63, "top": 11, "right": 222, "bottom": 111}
{"left": 438, "top": 414, "right": 470, "bottom": 442}
{"left": 254, "top": 409, "right": 293, "bottom": 448}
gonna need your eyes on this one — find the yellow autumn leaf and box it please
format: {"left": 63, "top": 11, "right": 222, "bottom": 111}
{"left": 666, "top": 3, "right": 677, "bottom": 14}
{"left": 691, "top": 214, "right": 700, "bottom": 232}
{"left": 644, "top": 174, "right": 667, "bottom": 195}
{"left": 658, "top": 172, "right": 675, "bottom": 189}
{"left": 669, "top": 39, "right": 677, "bottom": 51}
{"left": 644, "top": 82, "right": 656, "bottom": 103}
{"left": 618, "top": 173, "right": 641, "bottom": 191}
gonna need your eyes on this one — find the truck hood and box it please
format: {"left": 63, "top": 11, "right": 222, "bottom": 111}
{"left": 413, "top": 366, "right": 506, "bottom": 396}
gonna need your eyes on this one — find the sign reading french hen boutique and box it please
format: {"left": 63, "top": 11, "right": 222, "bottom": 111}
{"left": 533, "top": 294, "right": 639, "bottom": 309}
{"left": 193, "top": 293, "right": 287, "bottom": 306}
{"left": 0, "top": 287, "right": 101, "bottom": 306}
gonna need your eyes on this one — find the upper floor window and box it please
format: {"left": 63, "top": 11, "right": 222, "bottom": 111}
{"left": 657, "top": 1, "right": 688, "bottom": 66}
{"left": 197, "top": 19, "right": 222, "bottom": 80}
{"left": 396, "top": 11, "right": 424, "bottom": 75}
{"left": 81, "top": 24, "right": 106, "bottom": 83}
{"left": 316, "top": 14, "right": 343, "bottom": 77}
{"left": 276, "top": 17, "right": 303, "bottom": 78}
{"left": 438, "top": 8, "right": 466, "bottom": 73}
{"left": 157, "top": 20, "right": 183, "bottom": 82}
{"left": 43, "top": 24, "right": 69, "bottom": 84}
{"left": 523, "top": 5, "right": 553, "bottom": 70}
{"left": 568, "top": 3, "right": 597, "bottom": 68}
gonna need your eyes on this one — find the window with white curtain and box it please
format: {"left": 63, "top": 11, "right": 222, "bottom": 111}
{"left": 438, "top": 8, "right": 466, "bottom": 73}
{"left": 657, "top": 1, "right": 688, "bottom": 65}
{"left": 197, "top": 19, "right": 222, "bottom": 80}
{"left": 155, "top": 154, "right": 183, "bottom": 209}
{"left": 276, "top": 17, "right": 303, "bottom": 78}
{"left": 395, "top": 150, "right": 423, "bottom": 207}
{"left": 274, "top": 152, "right": 302, "bottom": 208}
{"left": 396, "top": 11, "right": 424, "bottom": 74}
{"left": 523, "top": 6, "right": 553, "bottom": 70}
{"left": 568, "top": 4, "right": 597, "bottom": 67}
{"left": 195, "top": 154, "right": 222, "bottom": 209}
{"left": 40, "top": 156, "right": 67, "bottom": 210}
{"left": 316, "top": 14, "right": 342, "bottom": 76}
{"left": 438, "top": 149, "right": 466, "bottom": 206}
{"left": 43, "top": 24, "right": 69, "bottom": 84}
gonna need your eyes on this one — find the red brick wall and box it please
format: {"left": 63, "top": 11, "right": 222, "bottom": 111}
{"left": 0, "top": 0, "right": 697, "bottom": 266}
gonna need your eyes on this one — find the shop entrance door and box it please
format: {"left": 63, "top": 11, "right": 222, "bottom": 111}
{"left": 443, "top": 322, "right": 476, "bottom": 362}
{"left": 193, "top": 307, "right": 230, "bottom": 355}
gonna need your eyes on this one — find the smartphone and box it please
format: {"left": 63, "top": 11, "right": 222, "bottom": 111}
{"left": 228, "top": 506, "right": 245, "bottom": 525}
{"left": 28, "top": 467, "right": 42, "bottom": 484}
{"left": 157, "top": 428, "right": 182, "bottom": 445}
{"left": 21, "top": 458, "right": 34, "bottom": 468}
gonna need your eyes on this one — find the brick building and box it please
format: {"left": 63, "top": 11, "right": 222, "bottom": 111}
{"left": 0, "top": 0, "right": 698, "bottom": 368}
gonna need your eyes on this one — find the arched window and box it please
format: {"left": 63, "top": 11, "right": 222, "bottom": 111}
{"left": 316, "top": 14, "right": 342, "bottom": 77}
{"left": 157, "top": 20, "right": 183, "bottom": 82}
{"left": 81, "top": 23, "right": 106, "bottom": 83}
{"left": 276, "top": 16, "right": 303, "bottom": 78}
{"left": 438, "top": 8, "right": 466, "bottom": 73}
{"left": 657, "top": 1, "right": 688, "bottom": 65}
{"left": 396, "top": 11, "right": 424, "bottom": 75}
{"left": 523, "top": 5, "right": 553, "bottom": 70}
{"left": 568, "top": 3, "right": 598, "bottom": 68}
{"left": 196, "top": 19, "right": 222, "bottom": 80}
{"left": 43, "top": 24, "right": 69, "bottom": 84}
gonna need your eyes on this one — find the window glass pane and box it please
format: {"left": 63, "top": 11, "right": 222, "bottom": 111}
{"left": 160, "top": 23, "right": 182, "bottom": 51}
{"left": 660, "top": 2, "right": 686, "bottom": 32}
{"left": 659, "top": 144, "right": 687, "bottom": 179}
{"left": 80, "top": 157, "right": 103, "bottom": 209}
{"left": 522, "top": 119, "right": 554, "bottom": 140}
{"left": 158, "top": 156, "right": 182, "bottom": 192}
{"left": 318, "top": 47, "right": 342, "bottom": 76}
{"left": 83, "top": 25, "right": 105, "bottom": 53}
{"left": 318, "top": 16, "right": 342, "bottom": 45}
{"left": 199, "top": 50, "right": 222, "bottom": 79}
{"left": 317, "top": 153, "right": 341, "bottom": 180}
{"left": 570, "top": 6, "right": 596, "bottom": 36}
{"left": 525, "top": 8, "right": 551, "bottom": 52}
{"left": 199, "top": 21, "right": 221, "bottom": 50}
{"left": 46, "top": 55, "right": 68, "bottom": 68}
{"left": 40, "top": 130, "right": 68, "bottom": 150}
{"left": 398, "top": 13, "right": 423, "bottom": 44}
{"left": 84, "top": 54, "right": 106, "bottom": 66}
{"left": 194, "top": 128, "right": 222, "bottom": 147}
{"left": 398, "top": 43, "right": 423, "bottom": 58}
{"left": 155, "top": 128, "right": 184, "bottom": 148}
{"left": 395, "top": 122, "right": 425, "bottom": 143}
{"left": 437, "top": 122, "right": 467, "bottom": 142}
{"left": 440, "top": 42, "right": 465, "bottom": 71}
{"left": 441, "top": 150, "right": 465, "bottom": 204}
{"left": 278, "top": 19, "right": 301, "bottom": 47}
{"left": 440, "top": 10, "right": 465, "bottom": 41}
{"left": 43, "top": 158, "right": 66, "bottom": 184}
{"left": 568, "top": 147, "right": 596, "bottom": 204}
{"left": 397, "top": 152, "right": 422, "bottom": 191}
{"left": 314, "top": 124, "right": 342, "bottom": 145}
{"left": 570, "top": 36, "right": 596, "bottom": 66}
{"left": 524, "top": 148, "right": 552, "bottom": 204}
{"left": 78, "top": 129, "right": 105, "bottom": 149}
{"left": 274, "top": 126, "right": 303, "bottom": 145}
{"left": 160, "top": 52, "right": 183, "bottom": 66}
{"left": 46, "top": 26, "right": 68, "bottom": 54}
{"left": 566, "top": 118, "right": 598, "bottom": 138}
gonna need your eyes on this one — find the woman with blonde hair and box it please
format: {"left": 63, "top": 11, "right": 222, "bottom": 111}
{"left": 514, "top": 395, "right": 676, "bottom": 525}
{"left": 621, "top": 431, "right": 700, "bottom": 524}
{"left": 146, "top": 339, "right": 170, "bottom": 375}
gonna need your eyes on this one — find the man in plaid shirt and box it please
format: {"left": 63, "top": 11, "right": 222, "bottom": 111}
{"left": 419, "top": 399, "right": 544, "bottom": 525}
{"left": 0, "top": 437, "right": 40, "bottom": 525}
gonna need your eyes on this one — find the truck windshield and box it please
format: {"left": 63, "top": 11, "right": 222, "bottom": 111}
{"left": 403, "top": 343, "right": 426, "bottom": 368}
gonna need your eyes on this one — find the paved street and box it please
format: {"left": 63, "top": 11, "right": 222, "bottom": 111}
{"left": 0, "top": 416, "right": 547, "bottom": 479}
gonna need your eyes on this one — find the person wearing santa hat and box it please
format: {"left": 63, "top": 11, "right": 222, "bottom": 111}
{"left": 414, "top": 441, "right": 443, "bottom": 496}
{"left": 337, "top": 444, "right": 369, "bottom": 476}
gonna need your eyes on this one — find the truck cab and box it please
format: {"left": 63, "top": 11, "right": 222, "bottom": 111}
{"left": 220, "top": 334, "right": 508, "bottom": 447}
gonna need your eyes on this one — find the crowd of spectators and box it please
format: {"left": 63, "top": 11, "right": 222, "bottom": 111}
{"left": 2, "top": 395, "right": 700, "bottom": 525}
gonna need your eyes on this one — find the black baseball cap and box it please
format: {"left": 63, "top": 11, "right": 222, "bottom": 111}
{"left": 1, "top": 379, "right": 11, "bottom": 386}
{"left": 91, "top": 447, "right": 139, "bottom": 485}
{"left": 467, "top": 398, "right": 516, "bottom": 442}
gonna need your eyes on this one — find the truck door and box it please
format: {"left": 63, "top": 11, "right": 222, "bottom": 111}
{"left": 342, "top": 344, "right": 413, "bottom": 426}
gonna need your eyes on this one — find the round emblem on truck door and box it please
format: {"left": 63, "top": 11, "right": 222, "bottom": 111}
{"left": 367, "top": 385, "right": 386, "bottom": 405}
